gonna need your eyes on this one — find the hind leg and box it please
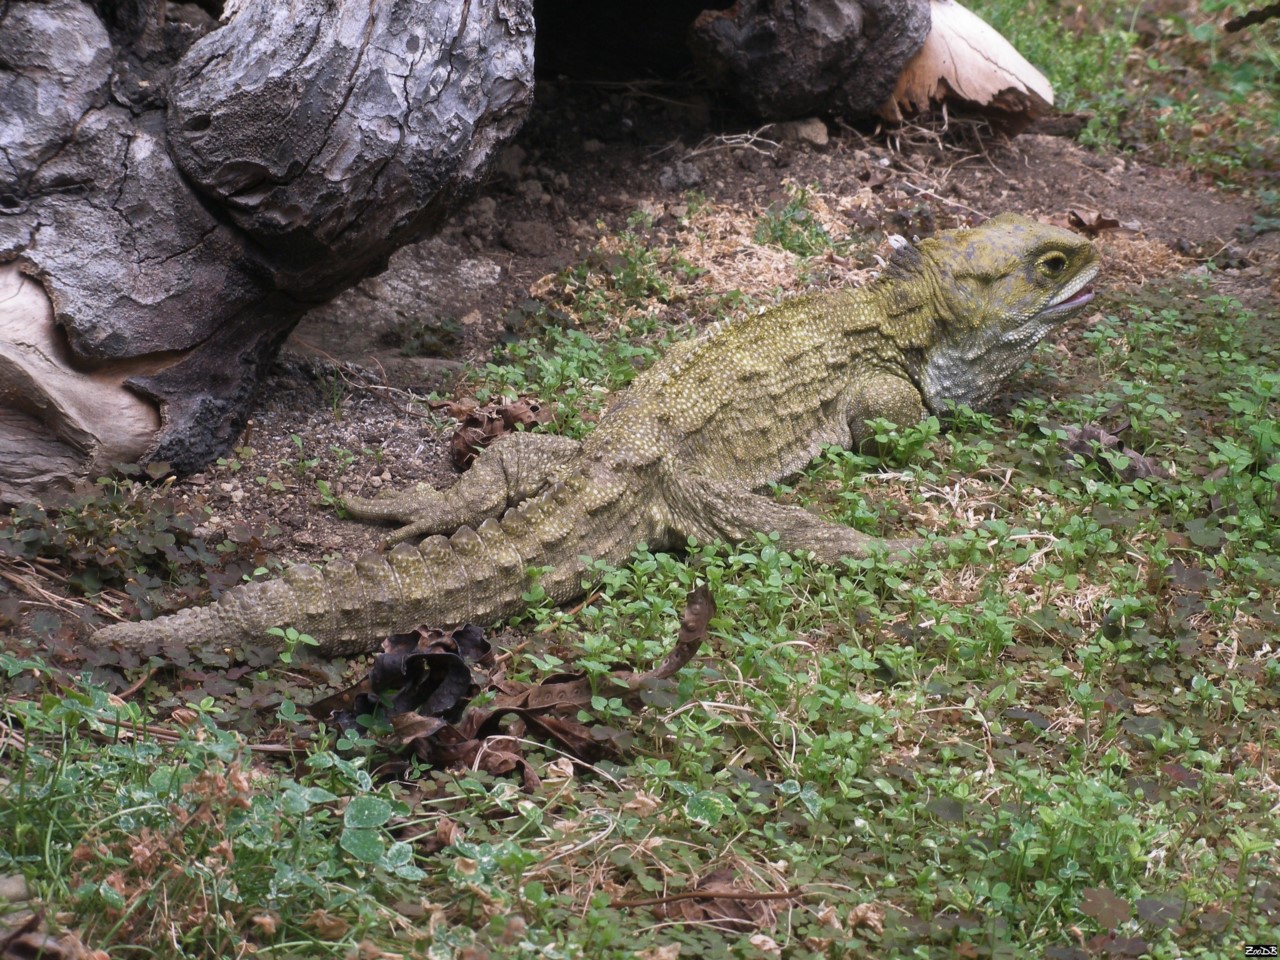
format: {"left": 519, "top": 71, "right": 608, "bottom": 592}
{"left": 344, "top": 432, "right": 582, "bottom": 544}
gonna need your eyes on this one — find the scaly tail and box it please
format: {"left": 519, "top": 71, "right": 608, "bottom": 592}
{"left": 90, "top": 472, "right": 648, "bottom": 657}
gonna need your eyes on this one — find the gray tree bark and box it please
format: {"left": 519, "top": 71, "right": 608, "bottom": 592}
{"left": 689, "top": 0, "right": 931, "bottom": 119}
{"left": 0, "top": 0, "right": 534, "bottom": 504}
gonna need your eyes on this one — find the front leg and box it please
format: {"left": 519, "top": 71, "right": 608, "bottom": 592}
{"left": 662, "top": 468, "right": 923, "bottom": 565}
{"left": 344, "top": 432, "right": 582, "bottom": 545}
{"left": 847, "top": 371, "right": 927, "bottom": 447}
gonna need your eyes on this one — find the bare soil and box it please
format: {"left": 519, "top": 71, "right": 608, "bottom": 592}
{"left": 12, "top": 84, "right": 1280, "bottom": 640}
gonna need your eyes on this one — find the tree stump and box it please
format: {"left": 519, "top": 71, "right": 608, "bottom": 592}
{"left": 0, "top": 0, "right": 1051, "bottom": 505}
{"left": 0, "top": 0, "right": 534, "bottom": 504}
{"left": 689, "top": 0, "right": 931, "bottom": 119}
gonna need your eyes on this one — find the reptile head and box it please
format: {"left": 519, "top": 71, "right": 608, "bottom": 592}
{"left": 908, "top": 213, "right": 1100, "bottom": 412}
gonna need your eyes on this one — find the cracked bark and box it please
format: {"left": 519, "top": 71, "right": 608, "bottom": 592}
{"left": 689, "top": 0, "right": 931, "bottom": 119}
{"left": 0, "top": 0, "right": 534, "bottom": 504}
{"left": 0, "top": 0, "right": 1034, "bottom": 507}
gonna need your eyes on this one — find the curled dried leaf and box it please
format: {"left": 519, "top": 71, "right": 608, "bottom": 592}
{"left": 431, "top": 396, "right": 554, "bottom": 469}
{"left": 651, "top": 868, "right": 784, "bottom": 933}
{"left": 302, "top": 909, "right": 351, "bottom": 939}
{"left": 848, "top": 901, "right": 885, "bottom": 934}
{"left": 649, "top": 585, "right": 715, "bottom": 680}
{"left": 1059, "top": 423, "right": 1166, "bottom": 481}
{"left": 1067, "top": 208, "right": 1122, "bottom": 235}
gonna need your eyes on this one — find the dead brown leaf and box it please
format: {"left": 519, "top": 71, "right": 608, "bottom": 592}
{"left": 622, "top": 791, "right": 662, "bottom": 818}
{"left": 430, "top": 396, "right": 553, "bottom": 469}
{"left": 1067, "top": 208, "right": 1128, "bottom": 236}
{"left": 304, "top": 908, "right": 351, "bottom": 939}
{"left": 306, "top": 588, "right": 713, "bottom": 790}
{"left": 346, "top": 941, "right": 405, "bottom": 960}
{"left": 651, "top": 584, "right": 715, "bottom": 680}
{"left": 1059, "top": 423, "right": 1167, "bottom": 481}
{"left": 250, "top": 911, "right": 280, "bottom": 936}
{"left": 0, "top": 920, "right": 111, "bottom": 960}
{"left": 637, "top": 946, "right": 682, "bottom": 960}
{"left": 399, "top": 816, "right": 462, "bottom": 856}
{"left": 848, "top": 901, "right": 885, "bottom": 934}
{"left": 651, "top": 868, "right": 785, "bottom": 933}
{"left": 747, "top": 934, "right": 781, "bottom": 955}
{"left": 390, "top": 713, "right": 448, "bottom": 743}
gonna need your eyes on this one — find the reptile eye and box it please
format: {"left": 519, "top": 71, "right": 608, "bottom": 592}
{"left": 1040, "top": 252, "right": 1069, "bottom": 276}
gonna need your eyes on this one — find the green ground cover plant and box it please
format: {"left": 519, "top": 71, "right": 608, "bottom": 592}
{"left": 969, "top": 0, "right": 1279, "bottom": 187}
{"left": 4, "top": 19, "right": 1280, "bottom": 954}
{"left": 3, "top": 197, "right": 1277, "bottom": 957}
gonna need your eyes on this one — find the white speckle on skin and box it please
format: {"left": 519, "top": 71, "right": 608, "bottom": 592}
{"left": 92, "top": 215, "right": 1099, "bottom": 656}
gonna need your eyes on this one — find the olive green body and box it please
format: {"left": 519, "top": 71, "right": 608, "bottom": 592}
{"left": 91, "top": 214, "right": 1099, "bottom": 656}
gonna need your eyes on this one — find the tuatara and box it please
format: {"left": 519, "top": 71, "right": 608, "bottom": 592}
{"left": 90, "top": 213, "right": 1099, "bottom": 655}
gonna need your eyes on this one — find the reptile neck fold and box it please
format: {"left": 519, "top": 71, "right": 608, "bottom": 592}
{"left": 90, "top": 214, "right": 1099, "bottom": 657}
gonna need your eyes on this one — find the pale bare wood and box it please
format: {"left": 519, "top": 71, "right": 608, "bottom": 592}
{"left": 882, "top": 0, "right": 1054, "bottom": 126}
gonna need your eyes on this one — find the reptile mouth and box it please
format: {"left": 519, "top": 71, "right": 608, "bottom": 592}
{"left": 1042, "top": 264, "right": 1099, "bottom": 316}
{"left": 1054, "top": 285, "right": 1094, "bottom": 310}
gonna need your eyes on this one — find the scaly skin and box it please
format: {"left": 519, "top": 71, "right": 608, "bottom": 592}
{"left": 91, "top": 214, "right": 1099, "bottom": 656}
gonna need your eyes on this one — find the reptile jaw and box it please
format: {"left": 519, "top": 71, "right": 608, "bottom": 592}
{"left": 1041, "top": 263, "right": 1100, "bottom": 318}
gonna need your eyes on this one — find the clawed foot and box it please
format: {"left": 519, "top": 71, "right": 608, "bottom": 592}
{"left": 343, "top": 481, "right": 441, "bottom": 521}
{"left": 879, "top": 536, "right": 929, "bottom": 561}
{"left": 342, "top": 482, "right": 448, "bottom": 545}
{"left": 881, "top": 535, "right": 965, "bottom": 563}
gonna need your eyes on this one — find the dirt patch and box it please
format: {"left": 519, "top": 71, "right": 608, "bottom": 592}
{"left": 9, "top": 84, "right": 1280, "bottom": 637}
{"left": 276, "top": 91, "right": 1276, "bottom": 554}
{"left": 298, "top": 95, "right": 1275, "bottom": 376}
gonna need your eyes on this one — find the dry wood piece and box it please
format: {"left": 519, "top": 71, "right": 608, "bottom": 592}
{"left": 0, "top": 265, "right": 159, "bottom": 504}
{"left": 883, "top": 0, "right": 1054, "bottom": 128}
{"left": 0, "top": 0, "right": 534, "bottom": 504}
